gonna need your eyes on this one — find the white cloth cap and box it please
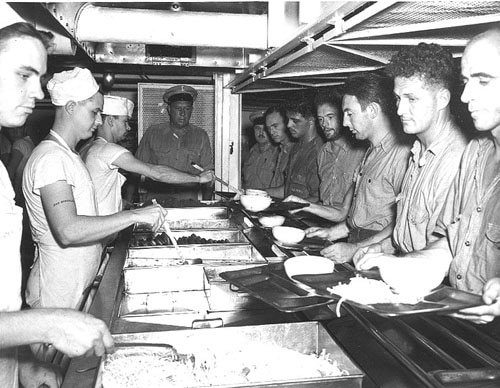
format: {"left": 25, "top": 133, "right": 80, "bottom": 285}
{"left": 102, "top": 95, "right": 134, "bottom": 118}
{"left": 47, "top": 67, "right": 99, "bottom": 106}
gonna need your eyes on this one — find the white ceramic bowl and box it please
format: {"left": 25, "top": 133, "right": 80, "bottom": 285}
{"left": 240, "top": 194, "right": 272, "bottom": 212}
{"left": 379, "top": 261, "right": 444, "bottom": 297}
{"left": 245, "top": 189, "right": 270, "bottom": 197}
{"left": 258, "top": 215, "right": 285, "bottom": 228}
{"left": 284, "top": 256, "right": 335, "bottom": 280}
{"left": 272, "top": 226, "right": 305, "bottom": 245}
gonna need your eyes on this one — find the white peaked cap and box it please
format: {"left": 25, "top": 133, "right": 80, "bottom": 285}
{"left": 103, "top": 95, "right": 134, "bottom": 118}
{"left": 47, "top": 67, "right": 99, "bottom": 106}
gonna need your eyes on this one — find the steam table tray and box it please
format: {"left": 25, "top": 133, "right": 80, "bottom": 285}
{"left": 220, "top": 262, "right": 334, "bottom": 313}
{"left": 293, "top": 272, "right": 484, "bottom": 318}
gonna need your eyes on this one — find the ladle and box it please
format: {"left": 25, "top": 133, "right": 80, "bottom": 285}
{"left": 152, "top": 199, "right": 202, "bottom": 265}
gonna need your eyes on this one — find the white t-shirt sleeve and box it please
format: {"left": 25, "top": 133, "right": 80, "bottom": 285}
{"left": 31, "top": 152, "right": 77, "bottom": 192}
{"left": 100, "top": 143, "right": 130, "bottom": 170}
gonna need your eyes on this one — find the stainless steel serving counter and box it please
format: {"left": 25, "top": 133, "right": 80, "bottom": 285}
{"left": 63, "top": 204, "right": 500, "bottom": 388}
{"left": 63, "top": 205, "right": 305, "bottom": 388}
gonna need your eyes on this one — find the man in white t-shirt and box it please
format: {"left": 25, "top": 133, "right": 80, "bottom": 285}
{"left": 83, "top": 95, "right": 213, "bottom": 217}
{"left": 23, "top": 68, "right": 167, "bottom": 314}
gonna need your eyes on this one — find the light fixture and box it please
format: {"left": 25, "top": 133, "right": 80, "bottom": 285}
{"left": 103, "top": 72, "right": 115, "bottom": 89}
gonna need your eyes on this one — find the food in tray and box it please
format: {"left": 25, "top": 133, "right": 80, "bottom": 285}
{"left": 130, "top": 232, "right": 230, "bottom": 247}
{"left": 101, "top": 344, "right": 348, "bottom": 388}
{"left": 327, "top": 276, "right": 423, "bottom": 306}
{"left": 177, "top": 233, "right": 230, "bottom": 245}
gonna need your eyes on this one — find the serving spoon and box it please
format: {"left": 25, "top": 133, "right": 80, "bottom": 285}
{"left": 151, "top": 199, "right": 203, "bottom": 265}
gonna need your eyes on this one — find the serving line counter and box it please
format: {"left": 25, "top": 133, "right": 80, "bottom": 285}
{"left": 63, "top": 202, "right": 500, "bottom": 388}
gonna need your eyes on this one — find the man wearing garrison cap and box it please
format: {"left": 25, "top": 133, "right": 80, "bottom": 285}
{"left": 22, "top": 68, "right": 166, "bottom": 317}
{"left": 83, "top": 94, "right": 213, "bottom": 218}
{"left": 242, "top": 110, "right": 279, "bottom": 189}
{"left": 136, "top": 84, "right": 214, "bottom": 201}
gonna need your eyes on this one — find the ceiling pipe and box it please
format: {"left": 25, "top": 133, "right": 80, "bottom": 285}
{"left": 75, "top": 4, "right": 268, "bottom": 49}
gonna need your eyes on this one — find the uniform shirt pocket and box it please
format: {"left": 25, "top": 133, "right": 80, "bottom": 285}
{"left": 485, "top": 223, "right": 500, "bottom": 249}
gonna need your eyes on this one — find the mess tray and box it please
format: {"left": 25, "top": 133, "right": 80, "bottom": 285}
{"left": 273, "top": 237, "right": 331, "bottom": 255}
{"left": 220, "top": 262, "right": 335, "bottom": 313}
{"left": 293, "top": 272, "right": 484, "bottom": 318}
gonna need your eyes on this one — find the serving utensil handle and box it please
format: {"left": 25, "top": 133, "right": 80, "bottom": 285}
{"left": 191, "top": 162, "right": 243, "bottom": 194}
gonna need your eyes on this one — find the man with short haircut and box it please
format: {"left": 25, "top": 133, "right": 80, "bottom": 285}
{"left": 23, "top": 68, "right": 166, "bottom": 313}
{"left": 353, "top": 43, "right": 467, "bottom": 262}
{"left": 0, "top": 22, "right": 113, "bottom": 388}
{"left": 307, "top": 73, "right": 410, "bottom": 261}
{"left": 358, "top": 30, "right": 500, "bottom": 323}
{"left": 83, "top": 95, "right": 213, "bottom": 217}
{"left": 285, "top": 91, "right": 366, "bottom": 218}
{"left": 242, "top": 111, "right": 279, "bottom": 189}
{"left": 267, "top": 100, "right": 323, "bottom": 202}
{"left": 264, "top": 106, "right": 294, "bottom": 189}
{"left": 136, "top": 85, "right": 214, "bottom": 201}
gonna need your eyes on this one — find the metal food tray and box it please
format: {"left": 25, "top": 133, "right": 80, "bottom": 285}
{"left": 273, "top": 237, "right": 331, "bottom": 255}
{"left": 293, "top": 272, "right": 484, "bottom": 317}
{"left": 123, "top": 265, "right": 208, "bottom": 293}
{"left": 134, "top": 206, "right": 235, "bottom": 230}
{"left": 220, "top": 262, "right": 335, "bottom": 313}
{"left": 96, "top": 321, "right": 364, "bottom": 388}
{"left": 125, "top": 244, "right": 266, "bottom": 270}
{"left": 119, "top": 284, "right": 269, "bottom": 320}
{"left": 116, "top": 272, "right": 270, "bottom": 330}
{"left": 129, "top": 228, "right": 248, "bottom": 247}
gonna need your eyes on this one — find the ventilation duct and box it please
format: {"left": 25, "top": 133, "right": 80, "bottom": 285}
{"left": 75, "top": 4, "right": 268, "bottom": 49}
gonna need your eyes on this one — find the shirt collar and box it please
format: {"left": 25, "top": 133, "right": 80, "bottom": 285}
{"left": 410, "top": 119, "right": 457, "bottom": 166}
{"left": 373, "top": 131, "right": 397, "bottom": 154}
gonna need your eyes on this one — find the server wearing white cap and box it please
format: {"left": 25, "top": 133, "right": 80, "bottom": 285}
{"left": 83, "top": 94, "right": 213, "bottom": 218}
{"left": 22, "top": 68, "right": 167, "bottom": 316}
{"left": 136, "top": 84, "right": 214, "bottom": 201}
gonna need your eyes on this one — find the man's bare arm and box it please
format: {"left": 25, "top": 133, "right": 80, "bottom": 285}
{"left": 40, "top": 181, "right": 165, "bottom": 246}
{"left": 113, "top": 152, "right": 213, "bottom": 185}
{"left": 0, "top": 309, "right": 114, "bottom": 357}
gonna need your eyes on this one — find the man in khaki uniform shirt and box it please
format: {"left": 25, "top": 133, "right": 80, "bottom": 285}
{"left": 264, "top": 106, "right": 294, "bottom": 189}
{"left": 266, "top": 101, "right": 323, "bottom": 202}
{"left": 285, "top": 91, "right": 366, "bottom": 219}
{"left": 306, "top": 73, "right": 410, "bottom": 261}
{"left": 353, "top": 43, "right": 467, "bottom": 261}
{"left": 136, "top": 85, "right": 214, "bottom": 201}
{"left": 242, "top": 111, "right": 279, "bottom": 189}
{"left": 358, "top": 29, "right": 500, "bottom": 324}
